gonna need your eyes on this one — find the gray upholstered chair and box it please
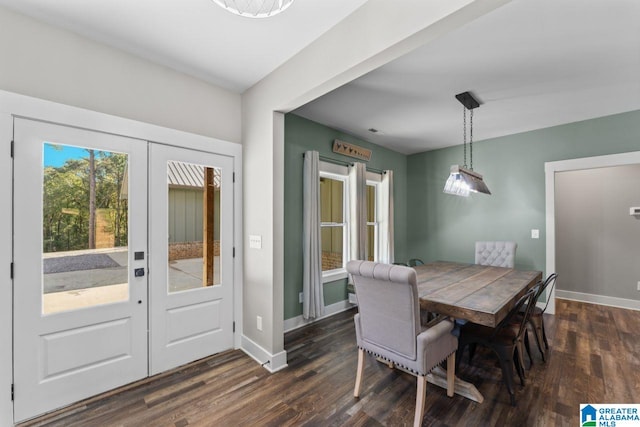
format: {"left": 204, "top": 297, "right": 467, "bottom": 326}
{"left": 475, "top": 241, "right": 517, "bottom": 268}
{"left": 347, "top": 260, "right": 458, "bottom": 427}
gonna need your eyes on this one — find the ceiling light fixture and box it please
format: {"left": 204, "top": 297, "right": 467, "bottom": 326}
{"left": 212, "top": 0, "right": 294, "bottom": 18}
{"left": 443, "top": 91, "right": 491, "bottom": 197}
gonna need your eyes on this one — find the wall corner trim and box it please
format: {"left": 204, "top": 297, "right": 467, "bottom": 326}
{"left": 240, "top": 335, "right": 288, "bottom": 373}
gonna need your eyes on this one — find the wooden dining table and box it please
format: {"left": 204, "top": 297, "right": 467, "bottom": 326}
{"left": 415, "top": 261, "right": 542, "bottom": 327}
{"left": 412, "top": 261, "right": 543, "bottom": 403}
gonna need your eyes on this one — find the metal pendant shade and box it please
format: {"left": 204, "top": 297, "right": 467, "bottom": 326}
{"left": 443, "top": 165, "right": 491, "bottom": 197}
{"left": 212, "top": 0, "right": 294, "bottom": 18}
{"left": 443, "top": 91, "right": 491, "bottom": 197}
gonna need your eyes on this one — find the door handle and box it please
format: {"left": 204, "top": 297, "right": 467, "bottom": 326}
{"left": 134, "top": 268, "right": 145, "bottom": 277}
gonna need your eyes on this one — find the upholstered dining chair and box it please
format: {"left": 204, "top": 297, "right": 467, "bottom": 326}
{"left": 475, "top": 241, "right": 517, "bottom": 268}
{"left": 347, "top": 260, "right": 458, "bottom": 427}
{"left": 456, "top": 286, "right": 538, "bottom": 406}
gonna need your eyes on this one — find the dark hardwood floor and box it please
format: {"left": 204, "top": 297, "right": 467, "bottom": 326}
{"left": 21, "top": 299, "right": 640, "bottom": 426}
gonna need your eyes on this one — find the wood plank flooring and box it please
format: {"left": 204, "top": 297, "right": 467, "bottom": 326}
{"left": 21, "top": 299, "right": 640, "bottom": 426}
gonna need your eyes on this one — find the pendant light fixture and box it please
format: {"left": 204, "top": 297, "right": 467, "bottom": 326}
{"left": 212, "top": 0, "right": 294, "bottom": 18}
{"left": 443, "top": 91, "right": 491, "bottom": 197}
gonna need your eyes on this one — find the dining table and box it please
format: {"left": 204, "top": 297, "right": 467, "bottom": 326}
{"left": 412, "top": 260, "right": 542, "bottom": 403}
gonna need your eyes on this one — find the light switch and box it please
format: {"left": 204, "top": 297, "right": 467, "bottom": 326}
{"left": 249, "top": 235, "right": 262, "bottom": 249}
{"left": 531, "top": 229, "right": 540, "bottom": 239}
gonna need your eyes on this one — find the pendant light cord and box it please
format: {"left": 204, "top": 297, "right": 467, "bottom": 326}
{"left": 469, "top": 108, "right": 474, "bottom": 171}
{"left": 463, "top": 105, "right": 467, "bottom": 169}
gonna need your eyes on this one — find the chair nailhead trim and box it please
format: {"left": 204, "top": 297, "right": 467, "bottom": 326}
{"left": 359, "top": 346, "right": 455, "bottom": 376}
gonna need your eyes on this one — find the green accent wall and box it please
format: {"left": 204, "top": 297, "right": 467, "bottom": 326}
{"left": 407, "top": 110, "right": 640, "bottom": 278}
{"left": 284, "top": 114, "right": 408, "bottom": 320}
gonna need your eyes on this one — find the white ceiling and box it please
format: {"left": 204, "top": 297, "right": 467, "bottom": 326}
{"left": 0, "top": 0, "right": 368, "bottom": 92}
{"left": 1, "top": 0, "right": 639, "bottom": 154}
{"left": 295, "top": 0, "right": 640, "bottom": 154}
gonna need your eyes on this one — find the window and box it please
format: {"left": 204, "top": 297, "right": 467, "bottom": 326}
{"left": 320, "top": 173, "right": 347, "bottom": 274}
{"left": 366, "top": 182, "right": 379, "bottom": 262}
{"left": 318, "top": 162, "right": 385, "bottom": 280}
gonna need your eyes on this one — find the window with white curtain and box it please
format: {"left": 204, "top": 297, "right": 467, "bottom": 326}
{"left": 320, "top": 173, "right": 347, "bottom": 276}
{"left": 319, "top": 161, "right": 386, "bottom": 282}
{"left": 366, "top": 179, "right": 381, "bottom": 262}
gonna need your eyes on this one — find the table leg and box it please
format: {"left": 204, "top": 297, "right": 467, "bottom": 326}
{"left": 427, "top": 365, "right": 484, "bottom": 403}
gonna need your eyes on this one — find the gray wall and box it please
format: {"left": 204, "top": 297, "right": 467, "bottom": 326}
{"left": 556, "top": 165, "right": 640, "bottom": 300}
{"left": 284, "top": 114, "right": 408, "bottom": 320}
{"left": 0, "top": 6, "right": 241, "bottom": 143}
{"left": 407, "top": 109, "right": 640, "bottom": 299}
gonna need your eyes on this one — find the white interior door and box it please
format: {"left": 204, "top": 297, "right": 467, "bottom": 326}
{"left": 13, "top": 119, "right": 148, "bottom": 422}
{"left": 149, "top": 144, "right": 234, "bottom": 374}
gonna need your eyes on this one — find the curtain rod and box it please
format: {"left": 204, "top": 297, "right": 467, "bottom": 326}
{"left": 302, "top": 153, "right": 385, "bottom": 174}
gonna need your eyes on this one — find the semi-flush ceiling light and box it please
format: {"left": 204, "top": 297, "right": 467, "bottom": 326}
{"left": 443, "top": 91, "right": 491, "bottom": 197}
{"left": 212, "top": 0, "right": 294, "bottom": 18}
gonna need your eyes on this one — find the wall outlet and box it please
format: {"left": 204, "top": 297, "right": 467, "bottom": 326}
{"left": 257, "top": 315, "right": 263, "bottom": 331}
{"left": 299, "top": 292, "right": 303, "bottom": 304}
{"left": 249, "top": 235, "right": 262, "bottom": 249}
{"left": 531, "top": 229, "right": 540, "bottom": 239}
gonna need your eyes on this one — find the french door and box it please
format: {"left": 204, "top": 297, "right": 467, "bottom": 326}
{"left": 148, "top": 143, "right": 234, "bottom": 374}
{"left": 13, "top": 119, "right": 234, "bottom": 422}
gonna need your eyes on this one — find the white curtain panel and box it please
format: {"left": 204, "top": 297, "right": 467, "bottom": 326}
{"left": 302, "top": 151, "right": 324, "bottom": 319}
{"left": 349, "top": 162, "right": 367, "bottom": 262}
{"left": 379, "top": 170, "right": 395, "bottom": 264}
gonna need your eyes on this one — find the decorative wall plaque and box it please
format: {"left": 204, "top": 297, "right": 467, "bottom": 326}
{"left": 332, "top": 139, "right": 371, "bottom": 161}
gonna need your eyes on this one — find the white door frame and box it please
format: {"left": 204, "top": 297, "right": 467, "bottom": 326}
{"left": 0, "top": 89, "right": 243, "bottom": 426}
{"left": 545, "top": 150, "right": 640, "bottom": 315}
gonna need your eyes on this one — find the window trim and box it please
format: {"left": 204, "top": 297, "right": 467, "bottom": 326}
{"left": 319, "top": 163, "right": 349, "bottom": 282}
{"left": 317, "top": 164, "right": 386, "bottom": 282}
{"left": 366, "top": 180, "right": 380, "bottom": 262}
{"left": 366, "top": 172, "right": 382, "bottom": 263}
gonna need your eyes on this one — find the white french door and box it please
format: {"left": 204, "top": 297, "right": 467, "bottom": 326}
{"left": 13, "top": 119, "right": 235, "bottom": 422}
{"left": 13, "top": 119, "right": 149, "bottom": 422}
{"left": 148, "top": 144, "right": 234, "bottom": 374}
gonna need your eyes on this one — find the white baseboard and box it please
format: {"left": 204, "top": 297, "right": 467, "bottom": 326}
{"left": 284, "top": 299, "right": 355, "bottom": 333}
{"left": 240, "top": 335, "right": 288, "bottom": 373}
{"left": 556, "top": 290, "right": 640, "bottom": 311}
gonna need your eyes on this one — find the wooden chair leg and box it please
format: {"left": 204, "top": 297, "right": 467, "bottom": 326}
{"left": 354, "top": 348, "right": 365, "bottom": 397}
{"left": 414, "top": 375, "right": 427, "bottom": 427}
{"left": 446, "top": 352, "right": 455, "bottom": 397}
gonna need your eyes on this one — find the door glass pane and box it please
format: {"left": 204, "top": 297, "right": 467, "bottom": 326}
{"left": 167, "top": 161, "right": 221, "bottom": 293}
{"left": 42, "top": 143, "right": 129, "bottom": 314}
